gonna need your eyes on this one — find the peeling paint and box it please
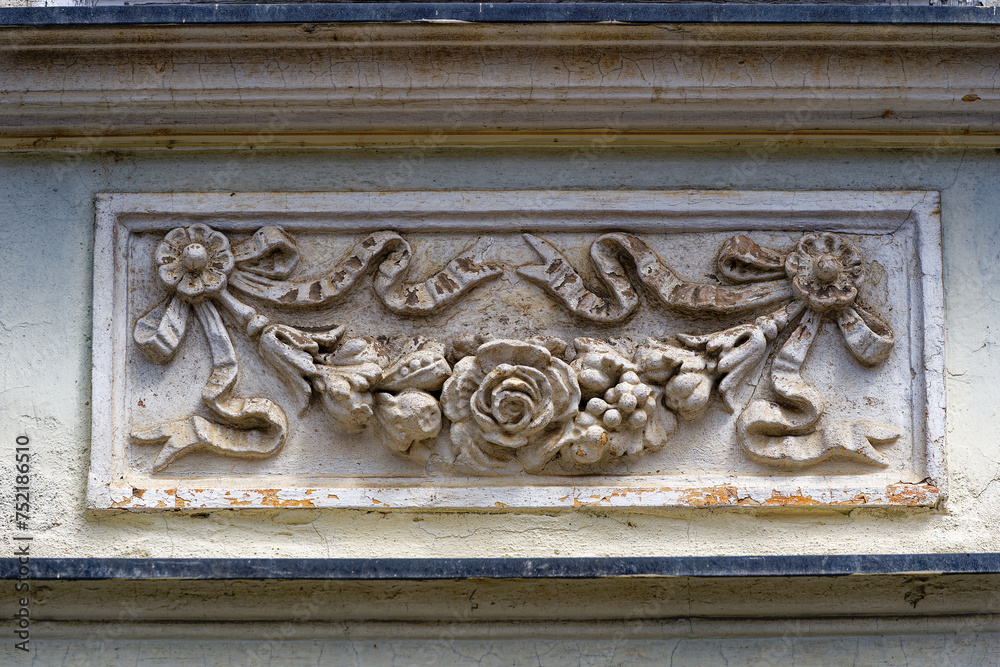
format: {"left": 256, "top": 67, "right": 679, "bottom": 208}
{"left": 102, "top": 482, "right": 941, "bottom": 511}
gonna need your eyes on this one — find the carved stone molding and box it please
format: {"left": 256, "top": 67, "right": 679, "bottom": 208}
{"left": 3, "top": 23, "right": 1000, "bottom": 148}
{"left": 89, "top": 190, "right": 944, "bottom": 509}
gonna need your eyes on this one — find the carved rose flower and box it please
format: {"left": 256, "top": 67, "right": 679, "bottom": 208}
{"left": 784, "top": 232, "right": 863, "bottom": 312}
{"left": 441, "top": 340, "right": 581, "bottom": 450}
{"left": 155, "top": 224, "right": 236, "bottom": 301}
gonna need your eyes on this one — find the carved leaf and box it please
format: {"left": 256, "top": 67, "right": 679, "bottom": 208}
{"left": 313, "top": 339, "right": 384, "bottom": 433}
{"left": 642, "top": 391, "right": 678, "bottom": 453}
{"left": 258, "top": 324, "right": 326, "bottom": 415}
{"left": 678, "top": 323, "right": 770, "bottom": 413}
{"left": 378, "top": 343, "right": 452, "bottom": 392}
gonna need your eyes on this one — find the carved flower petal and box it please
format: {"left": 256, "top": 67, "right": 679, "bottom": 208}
{"left": 177, "top": 273, "right": 205, "bottom": 298}
{"left": 200, "top": 270, "right": 226, "bottom": 294}
{"left": 209, "top": 248, "right": 236, "bottom": 276}
{"left": 158, "top": 263, "right": 187, "bottom": 288}
{"left": 449, "top": 421, "right": 522, "bottom": 474}
{"left": 491, "top": 389, "right": 536, "bottom": 431}
{"left": 523, "top": 400, "right": 556, "bottom": 436}
{"left": 155, "top": 241, "right": 183, "bottom": 267}
{"left": 838, "top": 243, "right": 862, "bottom": 268}
{"left": 799, "top": 232, "right": 838, "bottom": 256}
{"left": 544, "top": 358, "right": 582, "bottom": 423}
{"left": 203, "top": 228, "right": 232, "bottom": 254}
{"left": 480, "top": 427, "right": 531, "bottom": 449}
{"left": 473, "top": 365, "right": 549, "bottom": 428}
{"left": 440, "top": 356, "right": 485, "bottom": 422}
{"left": 783, "top": 251, "right": 811, "bottom": 278}
{"left": 818, "top": 233, "right": 840, "bottom": 253}
{"left": 808, "top": 285, "right": 858, "bottom": 311}
{"left": 186, "top": 223, "right": 211, "bottom": 245}
{"left": 162, "top": 227, "right": 191, "bottom": 252}
{"left": 790, "top": 274, "right": 813, "bottom": 302}
{"left": 843, "top": 265, "right": 864, "bottom": 285}
{"left": 474, "top": 340, "right": 551, "bottom": 374}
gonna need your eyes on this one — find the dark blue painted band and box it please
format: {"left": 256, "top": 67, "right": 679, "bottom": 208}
{"left": 2, "top": 554, "right": 999, "bottom": 580}
{"left": 2, "top": 3, "right": 1000, "bottom": 27}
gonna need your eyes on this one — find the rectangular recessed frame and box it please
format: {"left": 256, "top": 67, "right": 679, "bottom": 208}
{"left": 89, "top": 190, "right": 945, "bottom": 510}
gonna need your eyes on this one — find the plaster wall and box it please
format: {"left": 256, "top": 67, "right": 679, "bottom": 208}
{"left": 1, "top": 146, "right": 997, "bottom": 558}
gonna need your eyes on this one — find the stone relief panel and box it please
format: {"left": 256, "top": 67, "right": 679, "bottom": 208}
{"left": 89, "top": 191, "right": 944, "bottom": 509}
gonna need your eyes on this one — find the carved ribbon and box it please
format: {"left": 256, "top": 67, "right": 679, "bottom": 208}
{"left": 132, "top": 300, "right": 288, "bottom": 472}
{"left": 229, "top": 229, "right": 503, "bottom": 315}
{"left": 135, "top": 227, "right": 501, "bottom": 366}
{"left": 736, "top": 307, "right": 899, "bottom": 468}
{"left": 518, "top": 233, "right": 793, "bottom": 323}
{"left": 521, "top": 230, "right": 899, "bottom": 468}
{"left": 133, "top": 225, "right": 499, "bottom": 471}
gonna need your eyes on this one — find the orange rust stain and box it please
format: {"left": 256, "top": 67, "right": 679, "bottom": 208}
{"left": 572, "top": 496, "right": 611, "bottom": 507}
{"left": 243, "top": 489, "right": 317, "bottom": 508}
{"left": 963, "top": 94, "right": 981, "bottom": 102}
{"left": 678, "top": 485, "right": 750, "bottom": 507}
{"left": 152, "top": 489, "right": 178, "bottom": 508}
{"left": 761, "top": 489, "right": 873, "bottom": 507}
{"left": 761, "top": 489, "right": 824, "bottom": 507}
{"left": 886, "top": 483, "right": 939, "bottom": 506}
{"left": 328, "top": 494, "right": 340, "bottom": 500}
{"left": 494, "top": 501, "right": 509, "bottom": 508}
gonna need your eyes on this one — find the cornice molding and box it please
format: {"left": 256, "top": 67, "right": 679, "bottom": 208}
{"left": 2, "top": 22, "right": 998, "bottom": 148}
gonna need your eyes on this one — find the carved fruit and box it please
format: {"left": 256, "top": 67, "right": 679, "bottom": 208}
{"left": 374, "top": 390, "right": 442, "bottom": 453}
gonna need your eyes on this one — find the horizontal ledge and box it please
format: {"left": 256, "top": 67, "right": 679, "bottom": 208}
{"left": 4, "top": 3, "right": 1000, "bottom": 27}
{"left": 3, "top": 132, "right": 1000, "bottom": 151}
{"left": 3, "top": 555, "right": 999, "bottom": 580}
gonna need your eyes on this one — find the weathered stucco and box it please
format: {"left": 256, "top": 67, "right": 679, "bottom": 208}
{"left": 1, "top": 146, "right": 997, "bottom": 558}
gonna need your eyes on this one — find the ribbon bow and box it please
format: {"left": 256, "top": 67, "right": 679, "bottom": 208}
{"left": 519, "top": 231, "right": 898, "bottom": 468}
{"left": 132, "top": 224, "right": 501, "bottom": 471}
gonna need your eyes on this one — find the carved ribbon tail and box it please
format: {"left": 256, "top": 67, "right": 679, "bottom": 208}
{"left": 737, "top": 308, "right": 898, "bottom": 467}
{"left": 837, "top": 305, "right": 895, "bottom": 366}
{"left": 134, "top": 295, "right": 190, "bottom": 364}
{"left": 228, "top": 230, "right": 502, "bottom": 315}
{"left": 518, "top": 233, "right": 793, "bottom": 323}
{"left": 131, "top": 300, "right": 288, "bottom": 472}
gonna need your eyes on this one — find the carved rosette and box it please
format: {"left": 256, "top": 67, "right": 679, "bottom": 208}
{"left": 132, "top": 223, "right": 899, "bottom": 475}
{"left": 155, "top": 225, "right": 236, "bottom": 301}
{"left": 440, "top": 340, "right": 580, "bottom": 473}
